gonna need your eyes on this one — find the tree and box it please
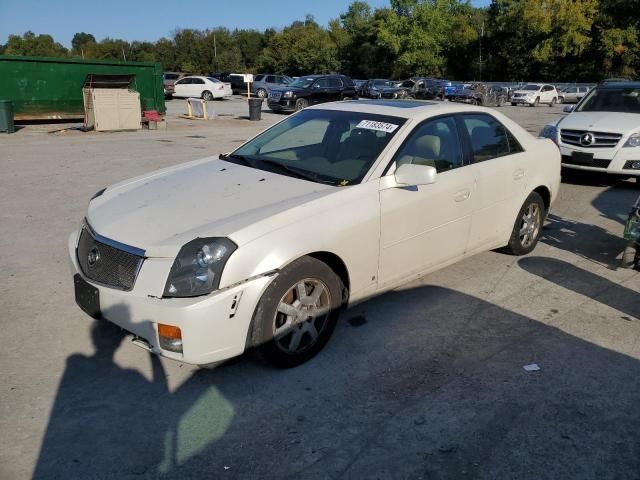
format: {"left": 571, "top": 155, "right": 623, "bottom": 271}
{"left": 71, "top": 32, "right": 96, "bottom": 56}
{"left": 3, "top": 31, "right": 68, "bottom": 57}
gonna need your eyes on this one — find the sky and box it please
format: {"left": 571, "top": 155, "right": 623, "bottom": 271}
{"left": 0, "top": 0, "right": 492, "bottom": 48}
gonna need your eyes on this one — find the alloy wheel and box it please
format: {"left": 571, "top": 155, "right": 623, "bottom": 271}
{"left": 519, "top": 203, "right": 541, "bottom": 248}
{"left": 273, "top": 278, "right": 331, "bottom": 354}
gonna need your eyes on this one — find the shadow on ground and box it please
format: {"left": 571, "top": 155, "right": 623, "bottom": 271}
{"left": 34, "top": 258, "right": 640, "bottom": 480}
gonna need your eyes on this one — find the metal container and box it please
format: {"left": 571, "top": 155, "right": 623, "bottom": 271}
{"left": 0, "top": 100, "right": 15, "bottom": 133}
{"left": 0, "top": 55, "right": 165, "bottom": 120}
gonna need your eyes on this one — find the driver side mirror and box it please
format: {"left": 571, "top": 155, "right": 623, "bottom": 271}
{"left": 563, "top": 105, "right": 574, "bottom": 113}
{"left": 394, "top": 163, "right": 438, "bottom": 186}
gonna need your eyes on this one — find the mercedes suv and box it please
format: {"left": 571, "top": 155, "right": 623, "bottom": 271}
{"left": 539, "top": 81, "right": 640, "bottom": 184}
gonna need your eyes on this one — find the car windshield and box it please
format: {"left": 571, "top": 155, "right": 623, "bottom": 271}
{"left": 522, "top": 85, "right": 540, "bottom": 91}
{"left": 288, "top": 77, "right": 316, "bottom": 88}
{"left": 226, "top": 109, "right": 406, "bottom": 185}
{"left": 283, "top": 76, "right": 294, "bottom": 84}
{"left": 576, "top": 87, "right": 640, "bottom": 113}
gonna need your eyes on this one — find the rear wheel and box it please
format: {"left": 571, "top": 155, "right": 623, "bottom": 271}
{"left": 250, "top": 257, "right": 344, "bottom": 368}
{"left": 202, "top": 90, "right": 214, "bottom": 101}
{"left": 501, "top": 192, "right": 546, "bottom": 255}
{"left": 550, "top": 97, "right": 556, "bottom": 107}
{"left": 295, "top": 98, "right": 309, "bottom": 111}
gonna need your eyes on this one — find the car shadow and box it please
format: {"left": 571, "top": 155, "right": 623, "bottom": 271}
{"left": 35, "top": 263, "right": 640, "bottom": 479}
{"left": 541, "top": 213, "right": 628, "bottom": 269}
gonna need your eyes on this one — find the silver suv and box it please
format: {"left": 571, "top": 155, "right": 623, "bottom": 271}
{"left": 558, "top": 86, "right": 590, "bottom": 104}
{"left": 252, "top": 74, "right": 294, "bottom": 98}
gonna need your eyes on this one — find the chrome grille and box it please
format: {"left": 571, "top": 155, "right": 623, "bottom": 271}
{"left": 76, "top": 225, "right": 144, "bottom": 291}
{"left": 560, "top": 129, "right": 622, "bottom": 148}
{"left": 269, "top": 91, "right": 281, "bottom": 101}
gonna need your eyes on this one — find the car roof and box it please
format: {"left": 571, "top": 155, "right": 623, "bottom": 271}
{"left": 599, "top": 81, "right": 640, "bottom": 89}
{"left": 308, "top": 99, "right": 492, "bottom": 119}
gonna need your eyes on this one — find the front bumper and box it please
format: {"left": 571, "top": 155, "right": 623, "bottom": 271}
{"left": 511, "top": 97, "right": 535, "bottom": 105}
{"left": 68, "top": 230, "right": 274, "bottom": 365}
{"left": 559, "top": 145, "right": 640, "bottom": 176}
{"left": 267, "top": 99, "right": 295, "bottom": 111}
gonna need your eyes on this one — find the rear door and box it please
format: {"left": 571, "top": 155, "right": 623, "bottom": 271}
{"left": 459, "top": 113, "right": 528, "bottom": 251}
{"left": 191, "top": 77, "right": 205, "bottom": 97}
{"left": 327, "top": 77, "right": 343, "bottom": 101}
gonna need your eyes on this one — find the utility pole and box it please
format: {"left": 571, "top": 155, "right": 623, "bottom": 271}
{"left": 479, "top": 21, "right": 484, "bottom": 81}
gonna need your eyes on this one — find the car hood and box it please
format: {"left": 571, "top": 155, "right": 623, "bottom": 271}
{"left": 271, "top": 86, "right": 306, "bottom": 93}
{"left": 557, "top": 111, "right": 640, "bottom": 133}
{"left": 87, "top": 158, "right": 336, "bottom": 257}
{"left": 513, "top": 90, "right": 539, "bottom": 95}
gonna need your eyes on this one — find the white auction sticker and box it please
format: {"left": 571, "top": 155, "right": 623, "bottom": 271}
{"left": 356, "top": 120, "right": 399, "bottom": 133}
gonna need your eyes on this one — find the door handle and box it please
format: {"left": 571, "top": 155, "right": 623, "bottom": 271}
{"left": 454, "top": 190, "right": 471, "bottom": 202}
{"left": 513, "top": 169, "right": 525, "bottom": 180}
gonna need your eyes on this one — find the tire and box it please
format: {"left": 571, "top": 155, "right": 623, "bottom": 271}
{"left": 249, "top": 256, "right": 344, "bottom": 368}
{"left": 202, "top": 90, "right": 214, "bottom": 101}
{"left": 549, "top": 97, "right": 556, "bottom": 107}
{"left": 295, "top": 98, "right": 309, "bottom": 111}
{"left": 256, "top": 88, "right": 267, "bottom": 99}
{"left": 511, "top": 102, "right": 517, "bottom": 106}
{"left": 621, "top": 244, "right": 638, "bottom": 269}
{"left": 530, "top": 97, "right": 539, "bottom": 107}
{"left": 558, "top": 96, "right": 564, "bottom": 104}
{"left": 501, "top": 192, "right": 546, "bottom": 255}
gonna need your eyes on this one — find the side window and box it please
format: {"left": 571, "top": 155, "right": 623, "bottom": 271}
{"left": 176, "top": 78, "right": 190, "bottom": 85}
{"left": 266, "top": 75, "right": 277, "bottom": 83}
{"left": 328, "top": 77, "right": 342, "bottom": 88}
{"left": 254, "top": 75, "right": 264, "bottom": 82}
{"left": 192, "top": 78, "right": 205, "bottom": 85}
{"left": 313, "top": 78, "right": 329, "bottom": 89}
{"left": 462, "top": 114, "right": 513, "bottom": 162}
{"left": 394, "top": 116, "right": 463, "bottom": 173}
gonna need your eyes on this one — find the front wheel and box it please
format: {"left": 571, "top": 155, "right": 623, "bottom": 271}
{"left": 249, "top": 257, "right": 344, "bottom": 368}
{"left": 558, "top": 96, "right": 564, "bottom": 104}
{"left": 295, "top": 98, "right": 309, "bottom": 111}
{"left": 549, "top": 97, "right": 556, "bottom": 107}
{"left": 256, "top": 88, "right": 267, "bottom": 98}
{"left": 202, "top": 90, "right": 214, "bottom": 101}
{"left": 501, "top": 192, "right": 546, "bottom": 255}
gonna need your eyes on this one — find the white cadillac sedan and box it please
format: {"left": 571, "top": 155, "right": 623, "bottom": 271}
{"left": 70, "top": 100, "right": 560, "bottom": 368}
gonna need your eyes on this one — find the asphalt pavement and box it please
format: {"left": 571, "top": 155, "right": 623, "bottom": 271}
{"left": 0, "top": 97, "right": 638, "bottom": 479}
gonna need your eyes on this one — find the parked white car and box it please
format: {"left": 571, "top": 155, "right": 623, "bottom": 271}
{"left": 172, "top": 75, "right": 232, "bottom": 100}
{"left": 540, "top": 81, "right": 640, "bottom": 183}
{"left": 511, "top": 84, "right": 559, "bottom": 107}
{"left": 70, "top": 100, "right": 560, "bottom": 368}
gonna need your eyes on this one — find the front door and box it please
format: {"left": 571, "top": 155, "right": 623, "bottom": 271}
{"left": 310, "top": 78, "right": 329, "bottom": 104}
{"left": 379, "top": 115, "right": 474, "bottom": 288}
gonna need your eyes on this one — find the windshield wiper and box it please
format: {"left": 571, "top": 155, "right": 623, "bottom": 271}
{"left": 258, "top": 159, "right": 335, "bottom": 185}
{"left": 219, "top": 153, "right": 256, "bottom": 167}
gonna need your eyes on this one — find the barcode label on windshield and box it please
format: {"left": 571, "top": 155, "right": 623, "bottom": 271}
{"left": 356, "top": 120, "right": 399, "bottom": 133}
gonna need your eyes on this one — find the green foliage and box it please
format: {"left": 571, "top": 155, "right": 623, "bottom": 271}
{"left": 1, "top": 1, "right": 638, "bottom": 80}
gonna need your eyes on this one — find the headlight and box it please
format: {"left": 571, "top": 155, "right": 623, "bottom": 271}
{"left": 163, "top": 238, "right": 237, "bottom": 297}
{"left": 624, "top": 134, "right": 640, "bottom": 148}
{"left": 283, "top": 91, "right": 294, "bottom": 98}
{"left": 539, "top": 124, "right": 558, "bottom": 144}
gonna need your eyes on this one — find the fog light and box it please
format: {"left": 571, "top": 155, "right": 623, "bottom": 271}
{"left": 158, "top": 323, "right": 183, "bottom": 353}
{"left": 632, "top": 161, "right": 640, "bottom": 169}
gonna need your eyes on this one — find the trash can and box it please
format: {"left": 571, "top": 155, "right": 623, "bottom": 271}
{"left": 0, "top": 100, "right": 15, "bottom": 133}
{"left": 248, "top": 98, "right": 263, "bottom": 121}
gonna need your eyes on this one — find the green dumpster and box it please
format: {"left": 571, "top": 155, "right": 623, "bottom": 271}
{"left": 0, "top": 100, "right": 15, "bottom": 133}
